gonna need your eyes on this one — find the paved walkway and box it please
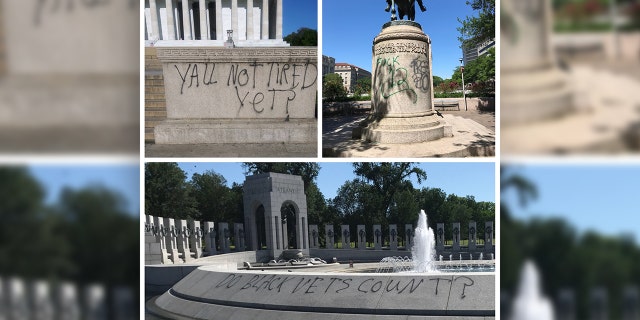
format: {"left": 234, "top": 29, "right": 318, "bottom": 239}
{"left": 322, "top": 108, "right": 495, "bottom": 158}
{"left": 145, "top": 142, "right": 318, "bottom": 158}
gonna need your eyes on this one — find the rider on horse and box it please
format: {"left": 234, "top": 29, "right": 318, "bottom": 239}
{"left": 385, "top": 0, "right": 427, "bottom": 14}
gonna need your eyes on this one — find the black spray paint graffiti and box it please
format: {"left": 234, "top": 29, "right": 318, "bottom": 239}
{"left": 173, "top": 61, "right": 317, "bottom": 115}
{"left": 410, "top": 59, "right": 431, "bottom": 92}
{"left": 375, "top": 56, "right": 417, "bottom": 103}
{"left": 213, "top": 274, "right": 477, "bottom": 299}
{"left": 34, "top": 0, "right": 136, "bottom": 26}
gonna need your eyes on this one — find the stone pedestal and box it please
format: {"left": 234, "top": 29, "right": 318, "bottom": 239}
{"left": 373, "top": 224, "right": 382, "bottom": 250}
{"left": 436, "top": 223, "right": 445, "bottom": 252}
{"left": 363, "top": 21, "right": 452, "bottom": 144}
{"left": 309, "top": 225, "right": 319, "bottom": 249}
{"left": 389, "top": 224, "right": 398, "bottom": 250}
{"left": 452, "top": 223, "right": 461, "bottom": 252}
{"left": 203, "top": 222, "right": 217, "bottom": 256}
{"left": 154, "top": 47, "right": 317, "bottom": 145}
{"left": 501, "top": 0, "right": 572, "bottom": 125}
{"left": 341, "top": 225, "right": 350, "bottom": 249}
{"left": 357, "top": 225, "right": 366, "bottom": 250}
{"left": 325, "top": 225, "right": 335, "bottom": 249}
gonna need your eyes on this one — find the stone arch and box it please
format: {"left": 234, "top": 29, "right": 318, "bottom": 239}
{"left": 243, "top": 172, "right": 308, "bottom": 259}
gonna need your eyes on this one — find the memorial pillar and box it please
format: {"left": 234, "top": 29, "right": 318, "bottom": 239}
{"left": 276, "top": 0, "right": 282, "bottom": 39}
{"left": 373, "top": 224, "right": 382, "bottom": 250}
{"left": 203, "top": 221, "right": 217, "bottom": 256}
{"left": 325, "top": 225, "right": 334, "bottom": 249}
{"left": 389, "top": 224, "right": 398, "bottom": 250}
{"left": 164, "top": 218, "right": 182, "bottom": 263}
{"left": 247, "top": 0, "right": 254, "bottom": 40}
{"left": 182, "top": 0, "right": 192, "bottom": 40}
{"left": 341, "top": 225, "right": 350, "bottom": 249}
{"left": 452, "top": 222, "right": 461, "bottom": 252}
{"left": 166, "top": 0, "right": 176, "bottom": 40}
{"left": 199, "top": 0, "right": 208, "bottom": 39}
{"left": 309, "top": 225, "right": 318, "bottom": 248}
{"left": 231, "top": 0, "right": 238, "bottom": 40}
{"left": 261, "top": 0, "right": 269, "bottom": 39}
{"left": 149, "top": 0, "right": 161, "bottom": 40}
{"left": 357, "top": 225, "right": 366, "bottom": 250}
{"left": 436, "top": 223, "right": 445, "bottom": 252}
{"left": 405, "top": 224, "right": 413, "bottom": 249}
{"left": 216, "top": 0, "right": 223, "bottom": 40}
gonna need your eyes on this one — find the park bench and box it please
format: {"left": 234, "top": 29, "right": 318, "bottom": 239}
{"left": 433, "top": 99, "right": 460, "bottom": 111}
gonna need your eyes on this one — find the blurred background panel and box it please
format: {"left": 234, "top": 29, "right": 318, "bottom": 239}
{"left": 0, "top": 164, "right": 139, "bottom": 319}
{"left": 0, "top": 0, "right": 139, "bottom": 154}
{"left": 501, "top": 0, "right": 640, "bottom": 155}
{"left": 501, "top": 164, "right": 640, "bottom": 320}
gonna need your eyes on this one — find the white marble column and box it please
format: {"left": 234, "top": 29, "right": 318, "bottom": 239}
{"left": 247, "top": 0, "right": 254, "bottom": 40}
{"left": 199, "top": 0, "right": 208, "bottom": 39}
{"left": 215, "top": 0, "right": 223, "bottom": 40}
{"left": 276, "top": 0, "right": 282, "bottom": 39}
{"left": 166, "top": 0, "right": 176, "bottom": 40}
{"left": 231, "top": 0, "right": 238, "bottom": 40}
{"left": 149, "top": 0, "right": 160, "bottom": 40}
{"left": 261, "top": 0, "right": 269, "bottom": 39}
{"left": 182, "top": 0, "right": 192, "bottom": 40}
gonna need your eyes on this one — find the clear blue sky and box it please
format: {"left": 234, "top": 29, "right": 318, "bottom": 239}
{"left": 502, "top": 164, "right": 640, "bottom": 242}
{"left": 323, "top": 0, "right": 479, "bottom": 79}
{"left": 178, "top": 162, "right": 495, "bottom": 203}
{"left": 29, "top": 164, "right": 140, "bottom": 216}
{"left": 283, "top": 0, "right": 318, "bottom": 36}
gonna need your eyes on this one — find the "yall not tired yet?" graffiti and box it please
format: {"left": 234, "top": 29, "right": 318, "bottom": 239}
{"left": 170, "top": 60, "right": 317, "bottom": 118}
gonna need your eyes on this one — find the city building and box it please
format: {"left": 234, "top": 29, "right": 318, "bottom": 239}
{"left": 462, "top": 38, "right": 495, "bottom": 65}
{"left": 322, "top": 55, "right": 335, "bottom": 75}
{"left": 334, "top": 63, "right": 371, "bottom": 94}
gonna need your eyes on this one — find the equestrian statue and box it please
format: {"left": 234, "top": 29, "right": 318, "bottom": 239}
{"left": 385, "top": 0, "right": 427, "bottom": 21}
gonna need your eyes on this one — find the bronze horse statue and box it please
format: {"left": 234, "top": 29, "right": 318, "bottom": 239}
{"left": 385, "top": 0, "right": 426, "bottom": 21}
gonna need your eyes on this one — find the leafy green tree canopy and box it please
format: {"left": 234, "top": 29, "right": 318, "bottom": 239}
{"left": 284, "top": 28, "right": 317, "bottom": 46}
{"left": 323, "top": 73, "right": 347, "bottom": 101}
{"left": 458, "top": 0, "right": 495, "bottom": 47}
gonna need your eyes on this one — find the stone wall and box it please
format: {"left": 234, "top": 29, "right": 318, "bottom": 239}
{"left": 145, "top": 47, "right": 167, "bottom": 143}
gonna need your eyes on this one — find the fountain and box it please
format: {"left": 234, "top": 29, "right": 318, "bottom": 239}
{"left": 509, "top": 260, "right": 554, "bottom": 320}
{"left": 411, "top": 210, "right": 437, "bottom": 272}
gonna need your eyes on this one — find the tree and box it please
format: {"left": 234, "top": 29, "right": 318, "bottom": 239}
{"left": 353, "top": 77, "right": 372, "bottom": 96}
{"left": 353, "top": 163, "right": 427, "bottom": 222}
{"left": 452, "top": 47, "right": 495, "bottom": 85}
{"left": 190, "top": 170, "right": 243, "bottom": 223}
{"left": 284, "top": 28, "right": 317, "bottom": 46}
{"left": 242, "top": 162, "right": 320, "bottom": 190}
{"left": 323, "top": 73, "right": 347, "bottom": 101}
{"left": 145, "top": 162, "right": 197, "bottom": 219}
{"left": 457, "top": 0, "right": 495, "bottom": 47}
{"left": 432, "top": 75, "right": 444, "bottom": 87}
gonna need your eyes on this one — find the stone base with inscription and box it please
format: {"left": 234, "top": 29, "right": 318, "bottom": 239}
{"left": 153, "top": 47, "right": 317, "bottom": 145}
{"left": 149, "top": 266, "right": 495, "bottom": 319}
{"left": 364, "top": 21, "right": 452, "bottom": 144}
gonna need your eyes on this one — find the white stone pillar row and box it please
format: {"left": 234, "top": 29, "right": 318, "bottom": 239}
{"left": 164, "top": 218, "right": 183, "bottom": 264}
{"left": 176, "top": 219, "right": 194, "bottom": 262}
{"left": 166, "top": 0, "right": 176, "bottom": 40}
{"left": 231, "top": 0, "right": 238, "bottom": 41}
{"left": 149, "top": 0, "right": 161, "bottom": 40}
{"left": 261, "top": 0, "right": 269, "bottom": 39}
{"left": 182, "top": 0, "right": 192, "bottom": 40}
{"left": 215, "top": 0, "right": 223, "bottom": 40}
{"left": 246, "top": 0, "right": 254, "bottom": 40}
{"left": 276, "top": 0, "right": 282, "bottom": 39}
{"left": 198, "top": 0, "right": 208, "bottom": 39}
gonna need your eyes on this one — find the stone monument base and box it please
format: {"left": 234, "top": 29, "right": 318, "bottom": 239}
{"left": 362, "top": 114, "right": 452, "bottom": 144}
{"left": 154, "top": 119, "right": 316, "bottom": 144}
{"left": 502, "top": 66, "right": 573, "bottom": 126}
